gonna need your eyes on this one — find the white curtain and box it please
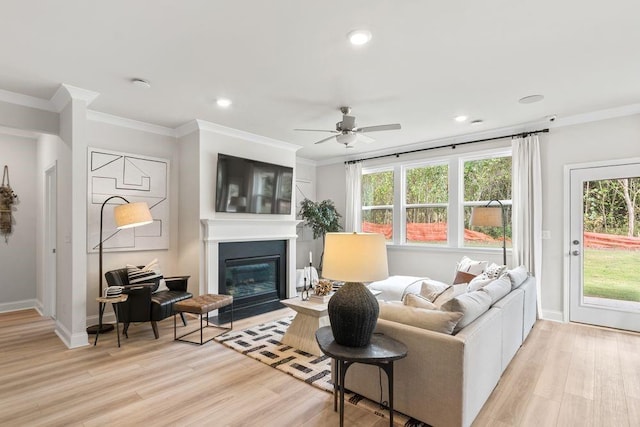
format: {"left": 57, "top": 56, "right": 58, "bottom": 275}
{"left": 512, "top": 134, "right": 543, "bottom": 314}
{"left": 345, "top": 162, "right": 362, "bottom": 232}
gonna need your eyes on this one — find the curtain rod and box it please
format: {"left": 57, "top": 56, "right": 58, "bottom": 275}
{"left": 344, "top": 128, "right": 549, "bottom": 164}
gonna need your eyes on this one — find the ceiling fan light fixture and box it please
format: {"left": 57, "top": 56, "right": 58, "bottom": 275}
{"left": 336, "top": 132, "right": 358, "bottom": 145}
{"left": 348, "top": 30, "right": 372, "bottom": 46}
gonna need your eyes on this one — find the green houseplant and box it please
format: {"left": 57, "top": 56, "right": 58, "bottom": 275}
{"left": 299, "top": 198, "right": 343, "bottom": 270}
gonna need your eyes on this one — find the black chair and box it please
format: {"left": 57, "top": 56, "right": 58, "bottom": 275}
{"left": 104, "top": 268, "right": 193, "bottom": 339}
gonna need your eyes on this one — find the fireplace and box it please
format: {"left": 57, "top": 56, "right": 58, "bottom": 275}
{"left": 218, "top": 240, "right": 287, "bottom": 322}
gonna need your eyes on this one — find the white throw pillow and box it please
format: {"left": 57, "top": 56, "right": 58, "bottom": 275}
{"left": 479, "top": 275, "right": 511, "bottom": 304}
{"left": 433, "top": 284, "right": 467, "bottom": 308}
{"left": 127, "top": 258, "right": 167, "bottom": 292}
{"left": 507, "top": 265, "right": 529, "bottom": 289}
{"left": 379, "top": 302, "right": 463, "bottom": 335}
{"left": 440, "top": 290, "right": 492, "bottom": 332}
{"left": 403, "top": 293, "right": 437, "bottom": 310}
{"left": 466, "top": 275, "right": 495, "bottom": 292}
{"left": 455, "top": 256, "right": 488, "bottom": 276}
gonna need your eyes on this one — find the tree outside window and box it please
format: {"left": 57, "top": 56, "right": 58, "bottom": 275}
{"left": 463, "top": 156, "right": 512, "bottom": 248}
{"left": 405, "top": 164, "right": 448, "bottom": 244}
{"left": 361, "top": 170, "right": 393, "bottom": 241}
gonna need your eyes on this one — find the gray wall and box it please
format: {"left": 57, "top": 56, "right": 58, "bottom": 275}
{"left": 0, "top": 134, "right": 37, "bottom": 310}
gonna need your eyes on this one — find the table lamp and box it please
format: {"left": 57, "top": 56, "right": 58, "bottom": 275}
{"left": 323, "top": 232, "right": 388, "bottom": 347}
{"left": 86, "top": 197, "right": 153, "bottom": 334}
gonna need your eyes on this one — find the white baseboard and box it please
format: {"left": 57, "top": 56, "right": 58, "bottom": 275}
{"left": 0, "top": 299, "right": 36, "bottom": 314}
{"left": 541, "top": 309, "right": 564, "bottom": 322}
{"left": 55, "top": 321, "right": 89, "bottom": 349}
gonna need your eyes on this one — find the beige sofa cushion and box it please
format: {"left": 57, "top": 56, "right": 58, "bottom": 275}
{"left": 419, "top": 280, "right": 450, "bottom": 302}
{"left": 379, "top": 302, "right": 463, "bottom": 335}
{"left": 404, "top": 293, "right": 438, "bottom": 310}
{"left": 441, "top": 290, "right": 492, "bottom": 332}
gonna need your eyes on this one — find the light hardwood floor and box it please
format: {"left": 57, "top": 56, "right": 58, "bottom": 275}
{"left": 1, "top": 309, "right": 638, "bottom": 427}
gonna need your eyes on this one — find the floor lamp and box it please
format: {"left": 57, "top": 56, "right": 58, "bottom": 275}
{"left": 470, "top": 200, "right": 506, "bottom": 266}
{"left": 86, "top": 197, "right": 153, "bottom": 334}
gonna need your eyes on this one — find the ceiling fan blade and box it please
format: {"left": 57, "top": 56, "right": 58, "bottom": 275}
{"left": 294, "top": 128, "right": 339, "bottom": 133}
{"left": 356, "top": 123, "right": 402, "bottom": 133}
{"left": 314, "top": 134, "right": 338, "bottom": 145}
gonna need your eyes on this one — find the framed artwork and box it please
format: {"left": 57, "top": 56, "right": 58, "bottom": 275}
{"left": 87, "top": 147, "right": 170, "bottom": 253}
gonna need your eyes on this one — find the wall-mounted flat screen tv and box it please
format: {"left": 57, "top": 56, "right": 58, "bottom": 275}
{"left": 215, "top": 153, "right": 293, "bottom": 214}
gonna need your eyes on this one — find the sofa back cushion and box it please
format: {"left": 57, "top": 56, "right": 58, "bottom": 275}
{"left": 403, "top": 293, "right": 438, "bottom": 310}
{"left": 440, "top": 290, "right": 492, "bottom": 332}
{"left": 379, "top": 302, "right": 463, "bottom": 335}
{"left": 479, "top": 275, "right": 512, "bottom": 304}
{"left": 507, "top": 265, "right": 529, "bottom": 289}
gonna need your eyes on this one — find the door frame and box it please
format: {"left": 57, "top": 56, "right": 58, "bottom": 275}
{"left": 44, "top": 162, "right": 57, "bottom": 318}
{"left": 563, "top": 157, "right": 640, "bottom": 324}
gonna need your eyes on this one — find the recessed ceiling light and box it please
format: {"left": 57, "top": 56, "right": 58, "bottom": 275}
{"left": 470, "top": 119, "right": 484, "bottom": 126}
{"left": 518, "top": 94, "right": 544, "bottom": 104}
{"left": 455, "top": 115, "right": 468, "bottom": 122}
{"left": 216, "top": 98, "right": 232, "bottom": 108}
{"left": 131, "top": 78, "right": 151, "bottom": 89}
{"left": 347, "top": 30, "right": 372, "bottom": 46}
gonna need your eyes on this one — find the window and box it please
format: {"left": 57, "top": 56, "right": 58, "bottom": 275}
{"left": 463, "top": 155, "right": 512, "bottom": 248}
{"left": 360, "top": 149, "right": 512, "bottom": 251}
{"left": 405, "top": 163, "right": 448, "bottom": 244}
{"left": 361, "top": 169, "right": 394, "bottom": 241}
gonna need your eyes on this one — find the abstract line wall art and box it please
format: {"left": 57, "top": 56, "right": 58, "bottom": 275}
{"left": 87, "top": 147, "right": 170, "bottom": 253}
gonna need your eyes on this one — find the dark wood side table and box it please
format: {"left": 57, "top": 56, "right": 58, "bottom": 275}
{"left": 315, "top": 326, "right": 408, "bottom": 427}
{"left": 94, "top": 294, "right": 128, "bottom": 347}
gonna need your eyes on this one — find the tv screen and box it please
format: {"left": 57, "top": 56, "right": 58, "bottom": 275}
{"left": 215, "top": 154, "right": 293, "bottom": 214}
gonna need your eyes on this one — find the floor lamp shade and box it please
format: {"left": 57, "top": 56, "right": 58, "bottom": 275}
{"left": 470, "top": 201, "right": 507, "bottom": 266}
{"left": 86, "top": 197, "right": 154, "bottom": 335}
{"left": 323, "top": 232, "right": 388, "bottom": 347}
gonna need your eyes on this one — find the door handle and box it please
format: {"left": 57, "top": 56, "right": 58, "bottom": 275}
{"left": 571, "top": 250, "right": 580, "bottom": 256}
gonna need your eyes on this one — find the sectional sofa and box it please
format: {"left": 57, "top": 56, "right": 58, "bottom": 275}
{"left": 345, "top": 268, "right": 537, "bottom": 427}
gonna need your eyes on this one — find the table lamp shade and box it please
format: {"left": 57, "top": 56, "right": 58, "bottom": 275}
{"left": 114, "top": 202, "right": 153, "bottom": 229}
{"left": 470, "top": 206, "right": 502, "bottom": 227}
{"left": 324, "top": 232, "right": 388, "bottom": 347}
{"left": 322, "top": 232, "right": 389, "bottom": 283}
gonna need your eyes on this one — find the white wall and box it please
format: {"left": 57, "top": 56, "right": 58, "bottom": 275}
{"left": 295, "top": 158, "right": 317, "bottom": 268}
{"left": 85, "top": 120, "right": 181, "bottom": 322}
{"left": 0, "top": 133, "right": 37, "bottom": 312}
{"left": 315, "top": 115, "right": 640, "bottom": 320}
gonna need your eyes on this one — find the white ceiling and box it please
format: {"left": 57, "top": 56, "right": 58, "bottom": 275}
{"left": 2, "top": 1, "right": 639, "bottom": 160}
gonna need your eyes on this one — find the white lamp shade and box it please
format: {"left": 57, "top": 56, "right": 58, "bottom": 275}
{"left": 113, "top": 202, "right": 153, "bottom": 229}
{"left": 470, "top": 206, "right": 502, "bottom": 227}
{"left": 322, "top": 232, "right": 389, "bottom": 283}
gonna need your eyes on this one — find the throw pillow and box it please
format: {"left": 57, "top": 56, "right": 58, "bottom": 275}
{"left": 455, "top": 256, "right": 488, "bottom": 276}
{"left": 453, "top": 271, "right": 477, "bottom": 285}
{"left": 440, "top": 290, "right": 492, "bottom": 332}
{"left": 479, "top": 275, "right": 511, "bottom": 304}
{"left": 127, "top": 258, "right": 164, "bottom": 292}
{"left": 483, "top": 263, "right": 506, "bottom": 279}
{"left": 379, "top": 302, "right": 463, "bottom": 335}
{"left": 403, "top": 293, "right": 437, "bottom": 310}
{"left": 433, "top": 284, "right": 467, "bottom": 308}
{"left": 506, "top": 265, "right": 529, "bottom": 289}
{"left": 466, "top": 275, "right": 494, "bottom": 292}
{"left": 419, "top": 280, "right": 450, "bottom": 302}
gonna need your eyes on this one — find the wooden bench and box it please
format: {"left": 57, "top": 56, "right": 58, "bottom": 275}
{"left": 173, "top": 294, "right": 233, "bottom": 345}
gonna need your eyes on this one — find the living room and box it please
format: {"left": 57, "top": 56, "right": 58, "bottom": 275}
{"left": 1, "top": 2, "right": 639, "bottom": 426}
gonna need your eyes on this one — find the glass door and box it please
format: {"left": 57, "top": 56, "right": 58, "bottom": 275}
{"left": 569, "top": 163, "right": 640, "bottom": 332}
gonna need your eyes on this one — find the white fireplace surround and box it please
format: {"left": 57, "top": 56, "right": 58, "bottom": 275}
{"left": 201, "top": 218, "right": 301, "bottom": 298}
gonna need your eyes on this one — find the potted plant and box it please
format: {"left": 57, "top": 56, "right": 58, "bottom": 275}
{"left": 298, "top": 198, "right": 343, "bottom": 270}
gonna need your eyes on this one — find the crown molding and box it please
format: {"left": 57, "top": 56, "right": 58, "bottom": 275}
{"left": 195, "top": 119, "right": 302, "bottom": 152}
{"left": 50, "top": 84, "right": 100, "bottom": 112}
{"left": 0, "top": 88, "right": 57, "bottom": 112}
{"left": 295, "top": 156, "right": 317, "bottom": 167}
{"left": 550, "top": 103, "right": 640, "bottom": 129}
{"left": 175, "top": 120, "right": 199, "bottom": 138}
{"left": 87, "top": 110, "right": 176, "bottom": 137}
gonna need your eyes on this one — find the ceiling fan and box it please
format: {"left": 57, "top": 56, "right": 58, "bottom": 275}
{"left": 294, "top": 106, "right": 401, "bottom": 146}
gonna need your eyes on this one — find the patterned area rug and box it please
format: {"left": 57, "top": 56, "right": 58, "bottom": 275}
{"left": 215, "top": 317, "right": 429, "bottom": 427}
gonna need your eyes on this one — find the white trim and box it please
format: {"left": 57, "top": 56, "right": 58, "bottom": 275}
{"left": 87, "top": 110, "right": 176, "bottom": 137}
{"left": 296, "top": 156, "right": 317, "bottom": 166}
{"left": 552, "top": 103, "right": 640, "bottom": 129}
{"left": 0, "top": 88, "right": 57, "bottom": 112}
{"left": 0, "top": 299, "right": 37, "bottom": 313}
{"left": 50, "top": 84, "right": 100, "bottom": 111}
{"left": 541, "top": 310, "right": 565, "bottom": 322}
{"left": 175, "top": 119, "right": 200, "bottom": 138}
{"left": 195, "top": 119, "right": 301, "bottom": 152}
{"left": 55, "top": 320, "right": 89, "bottom": 349}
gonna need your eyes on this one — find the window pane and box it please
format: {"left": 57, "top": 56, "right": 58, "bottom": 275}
{"left": 362, "top": 171, "right": 394, "bottom": 206}
{"left": 406, "top": 164, "right": 448, "bottom": 204}
{"left": 464, "top": 205, "right": 512, "bottom": 248}
{"left": 406, "top": 207, "right": 447, "bottom": 244}
{"left": 464, "top": 157, "right": 512, "bottom": 201}
{"left": 362, "top": 209, "right": 393, "bottom": 241}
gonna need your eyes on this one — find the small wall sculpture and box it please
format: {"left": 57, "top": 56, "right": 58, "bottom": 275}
{"left": 0, "top": 165, "right": 18, "bottom": 242}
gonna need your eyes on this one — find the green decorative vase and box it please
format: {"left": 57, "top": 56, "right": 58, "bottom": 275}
{"left": 328, "top": 281, "right": 379, "bottom": 347}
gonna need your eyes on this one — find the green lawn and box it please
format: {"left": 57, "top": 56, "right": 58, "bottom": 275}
{"left": 583, "top": 249, "right": 640, "bottom": 302}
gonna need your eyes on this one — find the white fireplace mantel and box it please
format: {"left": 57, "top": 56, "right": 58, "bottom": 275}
{"left": 201, "top": 218, "right": 301, "bottom": 297}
